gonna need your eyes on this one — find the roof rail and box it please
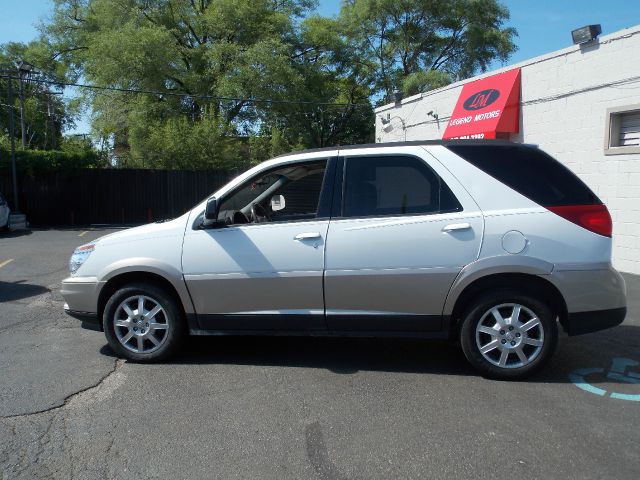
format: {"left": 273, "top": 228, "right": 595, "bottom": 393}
{"left": 274, "top": 139, "right": 533, "bottom": 158}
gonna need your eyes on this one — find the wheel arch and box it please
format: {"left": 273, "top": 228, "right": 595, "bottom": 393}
{"left": 448, "top": 272, "right": 568, "bottom": 338}
{"left": 97, "top": 270, "right": 194, "bottom": 331}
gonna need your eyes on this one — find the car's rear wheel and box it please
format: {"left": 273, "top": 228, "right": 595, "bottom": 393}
{"left": 103, "top": 283, "right": 185, "bottom": 362}
{"left": 460, "top": 289, "right": 558, "bottom": 379}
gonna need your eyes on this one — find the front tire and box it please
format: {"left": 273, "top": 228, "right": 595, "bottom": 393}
{"left": 103, "top": 283, "right": 185, "bottom": 362}
{"left": 460, "top": 289, "right": 558, "bottom": 380}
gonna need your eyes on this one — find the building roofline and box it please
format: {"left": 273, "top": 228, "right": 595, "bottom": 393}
{"left": 375, "top": 24, "right": 640, "bottom": 113}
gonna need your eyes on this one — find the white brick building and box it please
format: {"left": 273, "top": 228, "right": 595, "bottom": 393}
{"left": 375, "top": 25, "right": 640, "bottom": 275}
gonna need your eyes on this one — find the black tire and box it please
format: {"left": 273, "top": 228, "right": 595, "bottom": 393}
{"left": 103, "top": 282, "right": 185, "bottom": 362}
{"left": 459, "top": 289, "right": 558, "bottom": 380}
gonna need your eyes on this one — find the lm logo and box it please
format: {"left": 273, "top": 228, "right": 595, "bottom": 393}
{"left": 463, "top": 89, "right": 500, "bottom": 110}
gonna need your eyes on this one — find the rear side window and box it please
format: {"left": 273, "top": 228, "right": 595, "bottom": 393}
{"left": 448, "top": 145, "right": 601, "bottom": 206}
{"left": 342, "top": 156, "right": 462, "bottom": 217}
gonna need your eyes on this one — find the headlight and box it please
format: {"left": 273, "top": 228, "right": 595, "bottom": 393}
{"left": 69, "top": 244, "right": 95, "bottom": 276}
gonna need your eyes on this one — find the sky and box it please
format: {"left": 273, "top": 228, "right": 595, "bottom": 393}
{"left": 2, "top": 0, "right": 640, "bottom": 134}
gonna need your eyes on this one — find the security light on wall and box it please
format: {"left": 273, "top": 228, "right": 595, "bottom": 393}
{"left": 380, "top": 115, "right": 406, "bottom": 133}
{"left": 571, "top": 24, "right": 601, "bottom": 45}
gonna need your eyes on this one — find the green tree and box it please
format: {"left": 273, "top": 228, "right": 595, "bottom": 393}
{"left": 43, "top": 1, "right": 311, "bottom": 165}
{"left": 257, "top": 13, "right": 375, "bottom": 150}
{"left": 0, "top": 41, "right": 76, "bottom": 150}
{"left": 39, "top": 0, "right": 516, "bottom": 168}
{"left": 337, "top": 0, "right": 517, "bottom": 101}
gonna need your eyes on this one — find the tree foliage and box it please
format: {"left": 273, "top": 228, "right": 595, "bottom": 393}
{"left": 0, "top": 141, "right": 105, "bottom": 176}
{"left": 0, "top": 42, "right": 77, "bottom": 150}
{"left": 1, "top": 0, "right": 516, "bottom": 169}
{"left": 337, "top": 0, "right": 517, "bottom": 101}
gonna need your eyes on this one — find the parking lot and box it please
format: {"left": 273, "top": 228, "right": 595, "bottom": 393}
{"left": 0, "top": 227, "right": 639, "bottom": 479}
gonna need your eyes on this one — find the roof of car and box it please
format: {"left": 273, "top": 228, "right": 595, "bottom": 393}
{"left": 274, "top": 140, "right": 536, "bottom": 158}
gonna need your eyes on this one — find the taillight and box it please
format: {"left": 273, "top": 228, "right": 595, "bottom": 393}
{"left": 547, "top": 204, "right": 612, "bottom": 237}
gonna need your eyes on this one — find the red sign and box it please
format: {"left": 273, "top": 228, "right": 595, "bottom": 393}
{"left": 443, "top": 68, "right": 521, "bottom": 140}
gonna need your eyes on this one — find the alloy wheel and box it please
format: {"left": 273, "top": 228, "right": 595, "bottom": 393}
{"left": 475, "top": 303, "right": 544, "bottom": 369}
{"left": 113, "top": 295, "right": 170, "bottom": 354}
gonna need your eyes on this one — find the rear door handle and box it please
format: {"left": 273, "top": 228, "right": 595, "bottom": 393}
{"left": 442, "top": 223, "right": 471, "bottom": 232}
{"left": 294, "top": 232, "right": 321, "bottom": 241}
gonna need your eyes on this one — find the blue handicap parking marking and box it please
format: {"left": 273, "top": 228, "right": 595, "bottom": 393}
{"left": 569, "top": 357, "right": 640, "bottom": 401}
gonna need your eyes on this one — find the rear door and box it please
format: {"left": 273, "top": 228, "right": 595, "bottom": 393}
{"left": 324, "top": 147, "right": 483, "bottom": 332}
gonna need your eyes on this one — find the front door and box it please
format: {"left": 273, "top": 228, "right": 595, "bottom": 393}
{"left": 182, "top": 158, "right": 334, "bottom": 332}
{"left": 324, "top": 153, "right": 483, "bottom": 332}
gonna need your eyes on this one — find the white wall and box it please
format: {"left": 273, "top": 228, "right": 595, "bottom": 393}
{"left": 376, "top": 26, "right": 640, "bottom": 275}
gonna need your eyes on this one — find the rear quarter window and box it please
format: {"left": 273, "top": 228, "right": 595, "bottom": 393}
{"left": 447, "top": 145, "right": 601, "bottom": 207}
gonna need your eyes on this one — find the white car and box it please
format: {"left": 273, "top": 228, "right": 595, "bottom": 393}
{"left": 61, "top": 141, "right": 627, "bottom": 379}
{"left": 0, "top": 193, "right": 10, "bottom": 230}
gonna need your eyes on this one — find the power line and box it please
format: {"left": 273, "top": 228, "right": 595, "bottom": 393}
{"left": 402, "top": 75, "right": 640, "bottom": 130}
{"left": 0, "top": 74, "right": 371, "bottom": 108}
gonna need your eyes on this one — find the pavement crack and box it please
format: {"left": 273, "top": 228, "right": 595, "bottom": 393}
{"left": 1, "top": 359, "right": 125, "bottom": 420}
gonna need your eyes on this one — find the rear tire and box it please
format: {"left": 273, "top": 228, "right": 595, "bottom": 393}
{"left": 460, "top": 289, "right": 558, "bottom": 380}
{"left": 103, "top": 283, "right": 185, "bottom": 362}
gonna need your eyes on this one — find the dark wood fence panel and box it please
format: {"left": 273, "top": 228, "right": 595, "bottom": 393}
{"left": 0, "top": 169, "right": 236, "bottom": 226}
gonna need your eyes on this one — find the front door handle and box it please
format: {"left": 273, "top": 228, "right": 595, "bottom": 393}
{"left": 442, "top": 223, "right": 471, "bottom": 232}
{"left": 294, "top": 232, "right": 321, "bottom": 241}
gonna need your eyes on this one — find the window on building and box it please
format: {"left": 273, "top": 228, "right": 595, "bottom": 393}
{"left": 605, "top": 105, "right": 640, "bottom": 155}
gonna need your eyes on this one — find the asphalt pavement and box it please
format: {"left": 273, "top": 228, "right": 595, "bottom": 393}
{"left": 1, "top": 228, "right": 639, "bottom": 479}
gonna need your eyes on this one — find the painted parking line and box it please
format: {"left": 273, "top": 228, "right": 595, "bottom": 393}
{"left": 78, "top": 231, "right": 89, "bottom": 237}
{"left": 0, "top": 258, "right": 14, "bottom": 269}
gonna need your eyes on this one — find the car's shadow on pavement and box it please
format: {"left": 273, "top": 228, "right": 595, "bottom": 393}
{"left": 0, "top": 280, "right": 49, "bottom": 302}
{"left": 98, "top": 324, "right": 640, "bottom": 385}
{"left": 179, "top": 335, "right": 475, "bottom": 376}
{"left": 0, "top": 228, "right": 32, "bottom": 238}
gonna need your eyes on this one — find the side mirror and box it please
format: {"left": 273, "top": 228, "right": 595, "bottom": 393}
{"left": 204, "top": 197, "right": 219, "bottom": 221}
{"left": 270, "top": 194, "right": 285, "bottom": 212}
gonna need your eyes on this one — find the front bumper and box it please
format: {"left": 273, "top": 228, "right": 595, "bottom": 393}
{"left": 60, "top": 276, "right": 100, "bottom": 320}
{"left": 565, "top": 306, "right": 626, "bottom": 336}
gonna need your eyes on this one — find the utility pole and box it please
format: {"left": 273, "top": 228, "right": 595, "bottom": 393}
{"left": 4, "top": 74, "right": 20, "bottom": 213}
{"left": 17, "top": 61, "right": 34, "bottom": 149}
{"left": 45, "top": 90, "right": 63, "bottom": 150}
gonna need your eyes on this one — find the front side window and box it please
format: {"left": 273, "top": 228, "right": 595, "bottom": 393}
{"left": 217, "top": 160, "right": 327, "bottom": 225}
{"left": 342, "top": 156, "right": 462, "bottom": 217}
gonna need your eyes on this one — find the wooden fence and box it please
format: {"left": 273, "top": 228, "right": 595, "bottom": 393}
{"left": 0, "top": 168, "right": 237, "bottom": 225}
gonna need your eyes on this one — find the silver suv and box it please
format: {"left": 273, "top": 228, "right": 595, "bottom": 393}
{"left": 61, "top": 141, "right": 627, "bottom": 379}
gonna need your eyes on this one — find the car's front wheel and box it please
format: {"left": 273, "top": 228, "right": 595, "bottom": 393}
{"left": 103, "top": 283, "right": 185, "bottom": 362}
{"left": 460, "top": 289, "right": 558, "bottom": 379}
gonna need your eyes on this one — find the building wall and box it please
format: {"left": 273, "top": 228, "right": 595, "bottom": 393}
{"left": 375, "top": 26, "right": 640, "bottom": 275}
